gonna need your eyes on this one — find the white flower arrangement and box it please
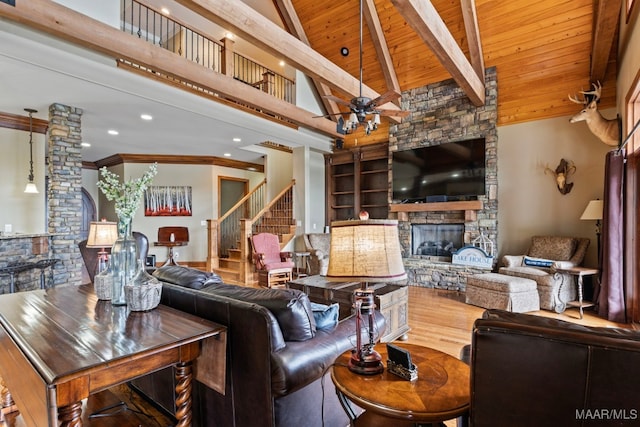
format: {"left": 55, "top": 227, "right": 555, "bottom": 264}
{"left": 97, "top": 163, "right": 158, "bottom": 221}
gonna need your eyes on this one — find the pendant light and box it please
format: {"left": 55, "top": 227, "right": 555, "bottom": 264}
{"left": 24, "top": 108, "right": 38, "bottom": 194}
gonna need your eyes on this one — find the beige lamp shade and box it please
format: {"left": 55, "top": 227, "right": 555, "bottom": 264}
{"left": 580, "top": 200, "right": 603, "bottom": 221}
{"left": 86, "top": 220, "right": 118, "bottom": 248}
{"left": 327, "top": 219, "right": 407, "bottom": 282}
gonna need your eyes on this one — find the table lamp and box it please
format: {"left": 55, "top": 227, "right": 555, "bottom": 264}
{"left": 326, "top": 219, "right": 407, "bottom": 375}
{"left": 86, "top": 220, "right": 118, "bottom": 274}
{"left": 580, "top": 199, "right": 603, "bottom": 262}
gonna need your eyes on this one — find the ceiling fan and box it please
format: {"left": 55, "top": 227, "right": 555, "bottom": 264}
{"left": 320, "top": 0, "right": 409, "bottom": 135}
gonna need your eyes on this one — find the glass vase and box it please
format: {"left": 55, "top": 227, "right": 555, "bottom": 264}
{"left": 110, "top": 218, "right": 137, "bottom": 306}
{"left": 125, "top": 259, "right": 162, "bottom": 311}
{"left": 94, "top": 262, "right": 114, "bottom": 300}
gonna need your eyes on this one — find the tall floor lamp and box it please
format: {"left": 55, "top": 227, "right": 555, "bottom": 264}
{"left": 326, "top": 219, "right": 407, "bottom": 375}
{"left": 580, "top": 199, "right": 604, "bottom": 265}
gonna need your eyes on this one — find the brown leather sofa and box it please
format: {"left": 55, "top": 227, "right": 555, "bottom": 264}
{"left": 131, "top": 265, "right": 385, "bottom": 427}
{"left": 463, "top": 310, "right": 640, "bottom": 426}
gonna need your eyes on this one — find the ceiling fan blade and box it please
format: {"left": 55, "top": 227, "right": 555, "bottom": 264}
{"left": 377, "top": 109, "right": 410, "bottom": 118}
{"left": 323, "top": 95, "right": 355, "bottom": 108}
{"left": 366, "top": 90, "right": 401, "bottom": 108}
{"left": 312, "top": 112, "right": 348, "bottom": 118}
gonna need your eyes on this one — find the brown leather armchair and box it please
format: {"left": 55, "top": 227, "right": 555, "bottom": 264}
{"left": 461, "top": 310, "right": 640, "bottom": 427}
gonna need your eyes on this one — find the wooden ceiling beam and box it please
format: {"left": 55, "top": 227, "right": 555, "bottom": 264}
{"left": 0, "top": 0, "right": 341, "bottom": 138}
{"left": 460, "top": 0, "right": 485, "bottom": 82}
{"left": 174, "top": 0, "right": 402, "bottom": 114}
{"left": 363, "top": 0, "right": 402, "bottom": 98}
{"left": 391, "top": 0, "right": 485, "bottom": 106}
{"left": 590, "top": 0, "right": 621, "bottom": 83}
{"left": 273, "top": 0, "right": 342, "bottom": 119}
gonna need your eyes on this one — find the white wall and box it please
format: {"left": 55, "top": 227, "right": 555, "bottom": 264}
{"left": 498, "top": 112, "right": 613, "bottom": 267}
{"left": 93, "top": 162, "right": 263, "bottom": 264}
{"left": 0, "top": 127, "right": 46, "bottom": 234}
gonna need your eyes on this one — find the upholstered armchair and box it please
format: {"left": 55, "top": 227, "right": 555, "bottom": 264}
{"left": 250, "top": 232, "right": 294, "bottom": 287}
{"left": 303, "top": 233, "right": 331, "bottom": 276}
{"left": 499, "top": 236, "right": 589, "bottom": 312}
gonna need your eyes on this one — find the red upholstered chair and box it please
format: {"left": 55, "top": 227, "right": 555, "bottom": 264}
{"left": 250, "top": 233, "right": 294, "bottom": 288}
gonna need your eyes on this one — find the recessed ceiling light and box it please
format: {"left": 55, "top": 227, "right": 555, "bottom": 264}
{"left": 224, "top": 153, "right": 232, "bottom": 157}
{"left": 140, "top": 114, "right": 153, "bottom": 121}
{"left": 225, "top": 32, "right": 234, "bottom": 39}
{"left": 161, "top": 7, "right": 170, "bottom": 15}
{"left": 279, "top": 60, "right": 285, "bottom": 67}
{"left": 108, "top": 129, "right": 119, "bottom": 135}
{"left": 233, "top": 137, "right": 241, "bottom": 142}
{"left": 81, "top": 142, "right": 91, "bottom": 147}
{"left": 247, "top": 167, "right": 257, "bottom": 171}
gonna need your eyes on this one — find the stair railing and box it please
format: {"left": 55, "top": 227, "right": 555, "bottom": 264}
{"left": 250, "top": 180, "right": 296, "bottom": 238}
{"left": 207, "top": 179, "right": 266, "bottom": 271}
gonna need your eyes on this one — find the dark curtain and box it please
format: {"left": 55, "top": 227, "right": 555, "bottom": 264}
{"left": 596, "top": 150, "right": 625, "bottom": 322}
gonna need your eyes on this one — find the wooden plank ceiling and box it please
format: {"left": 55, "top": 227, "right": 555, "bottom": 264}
{"left": 285, "top": 0, "right": 618, "bottom": 147}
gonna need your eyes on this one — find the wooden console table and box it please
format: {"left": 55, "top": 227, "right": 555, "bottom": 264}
{"left": 0, "top": 284, "right": 226, "bottom": 426}
{"left": 288, "top": 275, "right": 410, "bottom": 342}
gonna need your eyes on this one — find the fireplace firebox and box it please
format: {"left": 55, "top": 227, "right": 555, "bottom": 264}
{"left": 411, "top": 224, "right": 464, "bottom": 259}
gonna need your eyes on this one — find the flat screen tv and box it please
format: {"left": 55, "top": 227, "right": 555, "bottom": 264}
{"left": 392, "top": 138, "right": 486, "bottom": 202}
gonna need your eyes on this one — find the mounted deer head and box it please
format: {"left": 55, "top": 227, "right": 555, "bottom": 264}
{"left": 569, "top": 81, "right": 620, "bottom": 147}
{"left": 545, "top": 159, "right": 576, "bottom": 195}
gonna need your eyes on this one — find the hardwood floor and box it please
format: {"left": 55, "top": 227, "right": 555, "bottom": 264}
{"left": 0, "top": 286, "right": 629, "bottom": 427}
{"left": 403, "top": 286, "right": 628, "bottom": 358}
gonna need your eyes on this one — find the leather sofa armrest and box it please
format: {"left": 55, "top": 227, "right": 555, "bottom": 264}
{"left": 501, "top": 255, "right": 524, "bottom": 267}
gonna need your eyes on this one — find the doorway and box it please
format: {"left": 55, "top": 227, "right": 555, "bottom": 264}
{"left": 81, "top": 188, "right": 97, "bottom": 240}
{"left": 219, "top": 177, "right": 249, "bottom": 217}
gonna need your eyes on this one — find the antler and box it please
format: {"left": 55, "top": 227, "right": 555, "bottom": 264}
{"left": 568, "top": 81, "right": 602, "bottom": 105}
{"left": 580, "top": 81, "right": 602, "bottom": 103}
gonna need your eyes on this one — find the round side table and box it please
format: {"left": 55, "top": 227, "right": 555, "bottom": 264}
{"left": 331, "top": 343, "right": 470, "bottom": 426}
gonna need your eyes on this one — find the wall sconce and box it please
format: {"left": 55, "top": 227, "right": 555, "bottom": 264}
{"left": 24, "top": 108, "right": 39, "bottom": 194}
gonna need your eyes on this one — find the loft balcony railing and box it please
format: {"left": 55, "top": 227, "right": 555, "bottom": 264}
{"left": 121, "top": 0, "right": 295, "bottom": 104}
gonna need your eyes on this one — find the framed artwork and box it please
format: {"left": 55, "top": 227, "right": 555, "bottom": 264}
{"left": 145, "top": 186, "right": 192, "bottom": 216}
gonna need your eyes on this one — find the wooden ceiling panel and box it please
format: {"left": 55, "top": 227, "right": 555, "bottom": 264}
{"left": 286, "top": 0, "right": 618, "bottom": 142}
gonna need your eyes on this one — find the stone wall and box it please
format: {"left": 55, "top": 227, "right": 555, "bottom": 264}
{"left": 48, "top": 103, "right": 84, "bottom": 286}
{"left": 389, "top": 67, "right": 498, "bottom": 291}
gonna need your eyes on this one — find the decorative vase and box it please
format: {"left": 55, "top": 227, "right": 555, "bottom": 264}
{"left": 124, "top": 260, "right": 162, "bottom": 311}
{"left": 94, "top": 262, "right": 114, "bottom": 300}
{"left": 110, "top": 218, "right": 138, "bottom": 306}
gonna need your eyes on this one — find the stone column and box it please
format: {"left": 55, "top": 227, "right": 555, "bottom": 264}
{"left": 48, "top": 104, "right": 84, "bottom": 286}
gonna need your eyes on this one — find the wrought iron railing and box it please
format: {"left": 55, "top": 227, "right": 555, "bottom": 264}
{"left": 121, "top": 0, "right": 294, "bottom": 103}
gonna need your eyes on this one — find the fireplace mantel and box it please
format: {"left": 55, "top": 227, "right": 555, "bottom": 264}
{"left": 390, "top": 200, "right": 483, "bottom": 221}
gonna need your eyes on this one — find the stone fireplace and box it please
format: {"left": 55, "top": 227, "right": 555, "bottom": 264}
{"left": 389, "top": 67, "right": 498, "bottom": 291}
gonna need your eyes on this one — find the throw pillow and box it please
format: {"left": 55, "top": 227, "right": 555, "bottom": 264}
{"left": 523, "top": 256, "right": 554, "bottom": 268}
{"left": 310, "top": 302, "right": 339, "bottom": 331}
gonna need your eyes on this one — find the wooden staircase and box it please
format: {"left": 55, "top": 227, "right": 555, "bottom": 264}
{"left": 207, "top": 180, "right": 296, "bottom": 285}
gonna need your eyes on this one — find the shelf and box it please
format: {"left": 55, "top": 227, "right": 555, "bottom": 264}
{"left": 389, "top": 200, "right": 483, "bottom": 221}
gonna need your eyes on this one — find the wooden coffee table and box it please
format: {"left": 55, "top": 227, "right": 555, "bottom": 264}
{"left": 331, "top": 343, "right": 470, "bottom": 426}
{"left": 288, "top": 275, "right": 410, "bottom": 342}
{"left": 0, "top": 284, "right": 226, "bottom": 427}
